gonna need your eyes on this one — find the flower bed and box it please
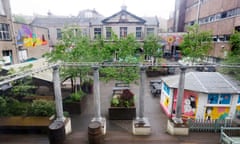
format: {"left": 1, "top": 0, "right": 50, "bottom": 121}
{"left": 108, "top": 88, "right": 136, "bottom": 120}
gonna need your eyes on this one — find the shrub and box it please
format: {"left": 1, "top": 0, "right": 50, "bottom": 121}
{"left": 64, "top": 90, "right": 86, "bottom": 103}
{"left": 28, "top": 99, "right": 55, "bottom": 117}
{"left": 0, "top": 96, "right": 7, "bottom": 116}
{"left": 111, "top": 89, "right": 135, "bottom": 108}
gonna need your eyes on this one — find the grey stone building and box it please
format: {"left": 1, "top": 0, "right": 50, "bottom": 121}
{"left": 31, "top": 6, "right": 159, "bottom": 46}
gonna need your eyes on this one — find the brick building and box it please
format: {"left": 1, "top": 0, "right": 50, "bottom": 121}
{"left": 169, "top": 0, "right": 240, "bottom": 61}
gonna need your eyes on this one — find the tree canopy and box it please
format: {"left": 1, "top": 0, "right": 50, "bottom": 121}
{"left": 44, "top": 27, "right": 143, "bottom": 85}
{"left": 221, "top": 31, "right": 240, "bottom": 80}
{"left": 180, "top": 24, "right": 213, "bottom": 64}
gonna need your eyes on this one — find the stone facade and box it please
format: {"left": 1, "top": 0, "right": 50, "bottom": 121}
{"left": 31, "top": 7, "right": 159, "bottom": 46}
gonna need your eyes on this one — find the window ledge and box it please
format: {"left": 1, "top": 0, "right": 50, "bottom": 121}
{"left": 205, "top": 104, "right": 231, "bottom": 107}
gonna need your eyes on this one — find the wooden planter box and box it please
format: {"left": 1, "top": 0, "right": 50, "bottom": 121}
{"left": 108, "top": 107, "right": 136, "bottom": 120}
{"left": 146, "top": 68, "right": 168, "bottom": 77}
{"left": 63, "top": 101, "right": 82, "bottom": 114}
{"left": 63, "top": 95, "right": 87, "bottom": 114}
{"left": 0, "top": 116, "right": 54, "bottom": 133}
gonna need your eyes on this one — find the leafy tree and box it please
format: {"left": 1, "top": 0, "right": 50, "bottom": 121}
{"left": 220, "top": 31, "right": 240, "bottom": 80}
{"left": 45, "top": 27, "right": 142, "bottom": 89}
{"left": 45, "top": 26, "right": 92, "bottom": 92}
{"left": 143, "top": 34, "right": 162, "bottom": 64}
{"left": 8, "top": 64, "right": 36, "bottom": 99}
{"left": 180, "top": 24, "right": 213, "bottom": 64}
{"left": 99, "top": 34, "right": 141, "bottom": 84}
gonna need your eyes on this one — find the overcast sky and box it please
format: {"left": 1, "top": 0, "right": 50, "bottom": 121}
{"left": 10, "top": 0, "right": 175, "bottom": 19}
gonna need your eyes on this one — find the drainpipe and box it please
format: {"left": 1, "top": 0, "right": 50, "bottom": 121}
{"left": 8, "top": 0, "right": 19, "bottom": 63}
{"left": 196, "top": 0, "right": 201, "bottom": 24}
{"left": 53, "top": 65, "right": 65, "bottom": 122}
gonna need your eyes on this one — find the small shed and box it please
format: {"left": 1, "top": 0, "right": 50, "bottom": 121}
{"left": 160, "top": 72, "right": 240, "bottom": 120}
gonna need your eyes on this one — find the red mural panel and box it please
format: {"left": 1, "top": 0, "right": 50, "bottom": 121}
{"left": 173, "top": 89, "right": 198, "bottom": 119}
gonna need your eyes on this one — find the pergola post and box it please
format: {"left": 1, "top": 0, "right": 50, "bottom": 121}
{"left": 167, "top": 65, "right": 189, "bottom": 135}
{"left": 91, "top": 66, "right": 106, "bottom": 135}
{"left": 52, "top": 65, "right": 65, "bottom": 122}
{"left": 133, "top": 65, "right": 151, "bottom": 135}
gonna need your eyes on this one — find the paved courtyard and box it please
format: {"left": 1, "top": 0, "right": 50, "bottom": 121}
{"left": 0, "top": 76, "right": 220, "bottom": 144}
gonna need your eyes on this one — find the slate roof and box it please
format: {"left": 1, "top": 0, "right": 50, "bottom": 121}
{"left": 142, "top": 16, "right": 159, "bottom": 26}
{"left": 162, "top": 72, "right": 240, "bottom": 94}
{"left": 31, "top": 15, "right": 104, "bottom": 27}
{"left": 31, "top": 17, "right": 79, "bottom": 27}
{"left": 102, "top": 9, "right": 146, "bottom": 24}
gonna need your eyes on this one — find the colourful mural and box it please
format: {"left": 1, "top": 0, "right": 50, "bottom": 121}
{"left": 160, "top": 82, "right": 172, "bottom": 117}
{"left": 205, "top": 107, "right": 229, "bottom": 120}
{"left": 159, "top": 33, "right": 184, "bottom": 45}
{"left": 16, "top": 25, "right": 47, "bottom": 47}
{"left": 236, "top": 95, "right": 240, "bottom": 119}
{"left": 172, "top": 90, "right": 198, "bottom": 119}
{"left": 236, "top": 106, "right": 240, "bottom": 119}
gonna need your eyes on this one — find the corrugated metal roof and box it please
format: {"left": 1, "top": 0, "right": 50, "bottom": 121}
{"left": 162, "top": 72, "right": 240, "bottom": 94}
{"left": 2, "top": 58, "right": 53, "bottom": 83}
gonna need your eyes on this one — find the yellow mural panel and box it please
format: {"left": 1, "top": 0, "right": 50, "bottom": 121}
{"left": 163, "top": 96, "right": 170, "bottom": 108}
{"left": 205, "top": 107, "right": 229, "bottom": 120}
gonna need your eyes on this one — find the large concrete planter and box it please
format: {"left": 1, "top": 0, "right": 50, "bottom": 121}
{"left": 108, "top": 107, "right": 136, "bottom": 120}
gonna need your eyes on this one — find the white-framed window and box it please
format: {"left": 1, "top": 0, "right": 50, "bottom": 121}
{"left": 136, "top": 27, "right": 142, "bottom": 40}
{"left": 94, "top": 28, "right": 102, "bottom": 39}
{"left": 56, "top": 28, "right": 62, "bottom": 39}
{"left": 207, "top": 94, "right": 231, "bottom": 105}
{"left": 106, "top": 27, "right": 112, "bottom": 40}
{"left": 0, "top": 23, "right": 11, "bottom": 41}
{"left": 120, "top": 27, "right": 127, "bottom": 38}
{"left": 146, "top": 28, "right": 154, "bottom": 36}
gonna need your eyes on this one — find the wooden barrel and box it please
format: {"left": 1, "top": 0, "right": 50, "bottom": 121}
{"left": 48, "top": 121, "right": 65, "bottom": 144}
{"left": 88, "top": 121, "right": 103, "bottom": 144}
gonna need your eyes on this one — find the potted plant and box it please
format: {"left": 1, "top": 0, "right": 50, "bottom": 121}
{"left": 63, "top": 90, "right": 86, "bottom": 114}
{"left": 108, "top": 89, "right": 136, "bottom": 120}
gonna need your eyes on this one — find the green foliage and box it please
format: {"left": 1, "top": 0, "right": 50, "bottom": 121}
{"left": 220, "top": 31, "right": 240, "bottom": 80}
{"left": 1, "top": 97, "right": 30, "bottom": 116}
{"left": 8, "top": 64, "right": 36, "bottom": 98}
{"left": 143, "top": 34, "right": 162, "bottom": 58}
{"left": 180, "top": 24, "right": 213, "bottom": 63}
{"left": 45, "top": 27, "right": 142, "bottom": 85}
{"left": 111, "top": 89, "right": 135, "bottom": 108}
{"left": 7, "top": 101, "right": 30, "bottom": 116}
{"left": 111, "top": 97, "right": 120, "bottom": 107}
{"left": 64, "top": 90, "right": 86, "bottom": 103}
{"left": 0, "top": 96, "right": 7, "bottom": 116}
{"left": 28, "top": 100, "right": 55, "bottom": 117}
{"left": 100, "top": 56, "right": 139, "bottom": 84}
